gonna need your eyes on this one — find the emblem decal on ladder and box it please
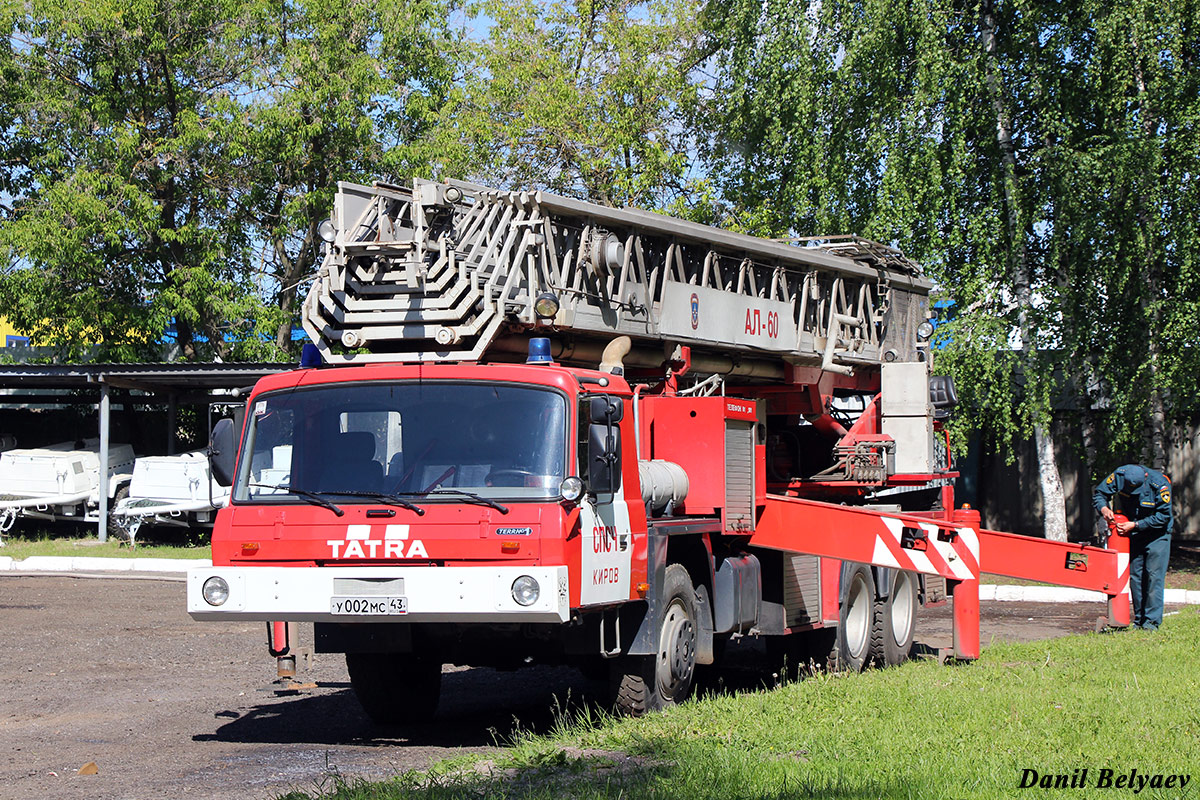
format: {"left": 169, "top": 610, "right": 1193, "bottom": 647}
{"left": 327, "top": 523, "right": 427, "bottom": 559}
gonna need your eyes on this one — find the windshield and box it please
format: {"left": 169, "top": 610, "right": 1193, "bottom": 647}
{"left": 233, "top": 382, "right": 568, "bottom": 503}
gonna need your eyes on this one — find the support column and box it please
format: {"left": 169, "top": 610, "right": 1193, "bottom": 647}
{"left": 1107, "top": 516, "right": 1132, "bottom": 628}
{"left": 167, "top": 392, "right": 177, "bottom": 455}
{"left": 951, "top": 577, "right": 980, "bottom": 660}
{"left": 98, "top": 382, "right": 110, "bottom": 542}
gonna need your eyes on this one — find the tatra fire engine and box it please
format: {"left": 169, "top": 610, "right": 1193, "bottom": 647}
{"left": 188, "top": 179, "right": 1132, "bottom": 721}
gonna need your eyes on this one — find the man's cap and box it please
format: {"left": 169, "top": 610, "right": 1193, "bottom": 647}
{"left": 1118, "top": 465, "right": 1146, "bottom": 491}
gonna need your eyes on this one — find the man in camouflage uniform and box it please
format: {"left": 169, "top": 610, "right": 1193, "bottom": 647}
{"left": 1094, "top": 464, "right": 1173, "bottom": 630}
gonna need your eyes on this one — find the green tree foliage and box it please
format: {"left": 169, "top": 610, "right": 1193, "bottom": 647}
{"left": 699, "top": 0, "right": 1200, "bottom": 521}
{"left": 231, "top": 0, "right": 456, "bottom": 354}
{"left": 0, "top": 0, "right": 455, "bottom": 360}
{"left": 425, "top": 0, "right": 704, "bottom": 208}
{"left": 1054, "top": 0, "right": 1200, "bottom": 467}
{"left": 0, "top": 0, "right": 275, "bottom": 360}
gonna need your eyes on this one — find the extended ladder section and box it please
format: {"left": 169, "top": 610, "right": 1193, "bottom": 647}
{"left": 756, "top": 498, "right": 1133, "bottom": 658}
{"left": 303, "top": 179, "right": 933, "bottom": 377}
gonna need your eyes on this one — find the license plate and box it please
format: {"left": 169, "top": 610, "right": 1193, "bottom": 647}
{"left": 330, "top": 596, "right": 408, "bottom": 615}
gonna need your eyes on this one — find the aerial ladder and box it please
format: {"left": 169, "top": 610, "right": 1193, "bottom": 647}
{"left": 301, "top": 176, "right": 1130, "bottom": 656}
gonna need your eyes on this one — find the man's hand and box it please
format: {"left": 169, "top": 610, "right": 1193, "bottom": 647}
{"left": 1100, "top": 507, "right": 1115, "bottom": 522}
{"left": 1116, "top": 520, "right": 1137, "bottom": 535}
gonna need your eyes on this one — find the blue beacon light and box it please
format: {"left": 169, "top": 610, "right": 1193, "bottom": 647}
{"left": 300, "top": 342, "right": 323, "bottom": 368}
{"left": 527, "top": 338, "right": 554, "bottom": 365}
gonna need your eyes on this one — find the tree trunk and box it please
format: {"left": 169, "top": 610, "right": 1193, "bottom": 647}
{"left": 272, "top": 231, "right": 310, "bottom": 356}
{"left": 1034, "top": 423, "right": 1068, "bottom": 541}
{"left": 979, "top": 0, "right": 1068, "bottom": 540}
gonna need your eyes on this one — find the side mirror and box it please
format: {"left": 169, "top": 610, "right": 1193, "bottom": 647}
{"left": 588, "top": 423, "right": 621, "bottom": 495}
{"left": 586, "top": 395, "right": 624, "bottom": 495}
{"left": 209, "top": 418, "right": 237, "bottom": 488}
{"left": 589, "top": 395, "right": 624, "bottom": 424}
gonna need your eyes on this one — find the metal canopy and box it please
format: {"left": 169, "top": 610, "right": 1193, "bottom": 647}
{"left": 0, "top": 361, "right": 292, "bottom": 541}
{"left": 0, "top": 362, "right": 291, "bottom": 393}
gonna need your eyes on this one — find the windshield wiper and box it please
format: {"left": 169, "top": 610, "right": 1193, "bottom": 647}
{"left": 418, "top": 488, "right": 509, "bottom": 514}
{"left": 317, "top": 490, "right": 426, "bottom": 516}
{"left": 248, "top": 484, "right": 344, "bottom": 517}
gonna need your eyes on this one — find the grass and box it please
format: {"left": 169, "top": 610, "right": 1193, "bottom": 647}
{"left": 0, "top": 527, "right": 209, "bottom": 560}
{"left": 279, "top": 609, "right": 1200, "bottom": 800}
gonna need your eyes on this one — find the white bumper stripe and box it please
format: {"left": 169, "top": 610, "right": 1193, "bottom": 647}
{"left": 187, "top": 565, "right": 570, "bottom": 623}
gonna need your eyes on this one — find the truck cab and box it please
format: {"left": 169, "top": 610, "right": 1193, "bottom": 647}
{"left": 189, "top": 356, "right": 666, "bottom": 721}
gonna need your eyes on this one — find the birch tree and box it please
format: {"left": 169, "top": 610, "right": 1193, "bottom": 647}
{"left": 699, "top": 0, "right": 1087, "bottom": 538}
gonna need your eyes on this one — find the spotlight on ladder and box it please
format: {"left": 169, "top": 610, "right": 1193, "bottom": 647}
{"left": 534, "top": 291, "right": 560, "bottom": 320}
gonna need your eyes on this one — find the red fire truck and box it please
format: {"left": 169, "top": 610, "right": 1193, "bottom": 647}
{"left": 188, "top": 179, "right": 1131, "bottom": 722}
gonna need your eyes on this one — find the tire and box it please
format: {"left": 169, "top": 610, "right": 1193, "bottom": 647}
{"left": 108, "top": 485, "right": 130, "bottom": 543}
{"left": 611, "top": 564, "right": 698, "bottom": 715}
{"left": 346, "top": 652, "right": 442, "bottom": 725}
{"left": 871, "top": 569, "right": 918, "bottom": 667}
{"left": 834, "top": 562, "right": 875, "bottom": 672}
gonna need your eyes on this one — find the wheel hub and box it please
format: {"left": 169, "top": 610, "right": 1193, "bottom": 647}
{"left": 891, "top": 573, "right": 916, "bottom": 644}
{"left": 658, "top": 602, "right": 696, "bottom": 693}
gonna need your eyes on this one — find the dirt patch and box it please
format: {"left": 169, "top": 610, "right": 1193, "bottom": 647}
{"left": 0, "top": 574, "right": 1125, "bottom": 800}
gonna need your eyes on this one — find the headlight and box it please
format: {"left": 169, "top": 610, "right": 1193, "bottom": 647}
{"left": 916, "top": 320, "right": 935, "bottom": 341}
{"left": 511, "top": 575, "right": 540, "bottom": 606}
{"left": 560, "top": 476, "right": 584, "bottom": 502}
{"left": 202, "top": 576, "right": 230, "bottom": 607}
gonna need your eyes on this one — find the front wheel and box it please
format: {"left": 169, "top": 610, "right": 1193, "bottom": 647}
{"left": 611, "top": 564, "right": 698, "bottom": 715}
{"left": 346, "top": 652, "right": 442, "bottom": 725}
{"left": 871, "top": 569, "right": 918, "bottom": 667}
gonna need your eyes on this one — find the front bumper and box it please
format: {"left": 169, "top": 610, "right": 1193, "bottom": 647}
{"left": 187, "top": 565, "right": 570, "bottom": 623}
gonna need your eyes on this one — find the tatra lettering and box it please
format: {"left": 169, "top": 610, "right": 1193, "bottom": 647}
{"left": 328, "top": 537, "right": 427, "bottom": 559}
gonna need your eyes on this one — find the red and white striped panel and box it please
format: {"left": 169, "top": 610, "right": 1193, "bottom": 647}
{"left": 875, "top": 517, "right": 980, "bottom": 581}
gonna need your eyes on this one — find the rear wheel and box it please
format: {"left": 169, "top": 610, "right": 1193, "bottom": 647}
{"left": 835, "top": 562, "right": 875, "bottom": 672}
{"left": 346, "top": 652, "right": 442, "bottom": 725}
{"left": 611, "top": 564, "right": 698, "bottom": 715}
{"left": 871, "top": 569, "right": 918, "bottom": 666}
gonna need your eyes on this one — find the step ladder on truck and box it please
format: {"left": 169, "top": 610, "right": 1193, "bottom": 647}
{"left": 186, "top": 178, "right": 1131, "bottom": 721}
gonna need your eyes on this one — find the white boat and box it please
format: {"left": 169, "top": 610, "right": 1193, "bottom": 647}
{"left": 0, "top": 439, "right": 136, "bottom": 540}
{"left": 110, "top": 450, "right": 231, "bottom": 544}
